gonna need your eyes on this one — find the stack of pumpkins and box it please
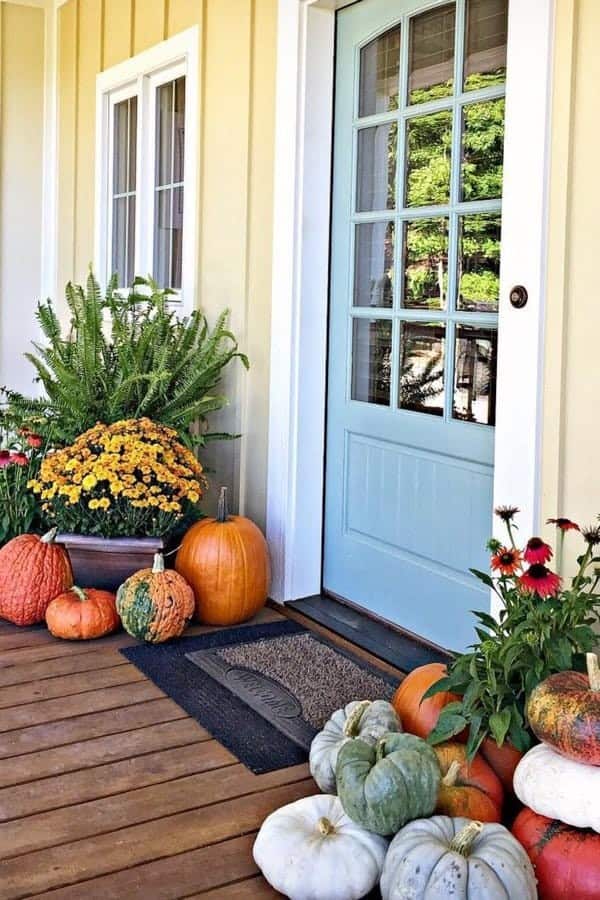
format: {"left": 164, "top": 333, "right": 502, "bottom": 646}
{"left": 253, "top": 670, "right": 538, "bottom": 900}
{"left": 510, "top": 653, "right": 600, "bottom": 900}
{"left": 0, "top": 487, "right": 270, "bottom": 641}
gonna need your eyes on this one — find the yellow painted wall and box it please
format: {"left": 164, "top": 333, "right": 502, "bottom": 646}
{"left": 56, "top": 0, "right": 277, "bottom": 527}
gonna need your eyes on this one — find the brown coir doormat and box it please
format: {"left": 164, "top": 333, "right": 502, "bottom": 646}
{"left": 122, "top": 619, "right": 399, "bottom": 774}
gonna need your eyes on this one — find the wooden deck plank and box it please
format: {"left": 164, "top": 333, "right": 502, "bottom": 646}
{"left": 0, "top": 648, "right": 130, "bottom": 687}
{"left": 0, "top": 717, "right": 209, "bottom": 788}
{"left": 1, "top": 762, "right": 309, "bottom": 857}
{"left": 0, "top": 663, "right": 145, "bottom": 709}
{"left": 0, "top": 739, "right": 236, "bottom": 821}
{"left": 196, "top": 876, "right": 282, "bottom": 898}
{"left": 0, "top": 697, "right": 188, "bottom": 758}
{"left": 0, "top": 628, "right": 61, "bottom": 650}
{"left": 0, "top": 780, "right": 314, "bottom": 898}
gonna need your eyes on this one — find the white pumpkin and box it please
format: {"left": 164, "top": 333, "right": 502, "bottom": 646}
{"left": 514, "top": 742, "right": 600, "bottom": 832}
{"left": 309, "top": 699, "right": 401, "bottom": 792}
{"left": 253, "top": 793, "right": 388, "bottom": 900}
{"left": 381, "top": 816, "right": 537, "bottom": 900}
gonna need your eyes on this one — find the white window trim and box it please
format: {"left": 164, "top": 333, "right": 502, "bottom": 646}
{"left": 94, "top": 26, "right": 199, "bottom": 311}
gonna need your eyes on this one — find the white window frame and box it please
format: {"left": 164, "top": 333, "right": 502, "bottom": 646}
{"left": 94, "top": 27, "right": 199, "bottom": 311}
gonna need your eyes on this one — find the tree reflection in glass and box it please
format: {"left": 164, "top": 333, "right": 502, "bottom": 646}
{"left": 453, "top": 325, "right": 497, "bottom": 424}
{"left": 458, "top": 214, "right": 501, "bottom": 312}
{"left": 403, "top": 218, "right": 449, "bottom": 310}
{"left": 399, "top": 322, "right": 445, "bottom": 416}
{"left": 461, "top": 98, "right": 505, "bottom": 201}
{"left": 406, "top": 111, "right": 452, "bottom": 207}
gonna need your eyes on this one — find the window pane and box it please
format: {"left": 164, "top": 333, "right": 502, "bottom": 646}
{"left": 351, "top": 318, "right": 393, "bottom": 405}
{"left": 461, "top": 98, "right": 504, "bottom": 201}
{"left": 112, "top": 196, "right": 128, "bottom": 286}
{"left": 354, "top": 221, "right": 394, "bottom": 308}
{"left": 156, "top": 82, "right": 174, "bottom": 188}
{"left": 403, "top": 217, "right": 449, "bottom": 310}
{"left": 357, "top": 124, "right": 397, "bottom": 212}
{"left": 399, "top": 322, "right": 445, "bottom": 416}
{"left": 153, "top": 188, "right": 172, "bottom": 289}
{"left": 127, "top": 195, "right": 136, "bottom": 287}
{"left": 172, "top": 186, "right": 184, "bottom": 290}
{"left": 173, "top": 76, "right": 186, "bottom": 183}
{"left": 359, "top": 26, "right": 401, "bottom": 117}
{"left": 458, "top": 213, "right": 501, "bottom": 312}
{"left": 408, "top": 3, "right": 455, "bottom": 105}
{"left": 464, "top": 0, "right": 508, "bottom": 91}
{"left": 406, "top": 111, "right": 452, "bottom": 207}
{"left": 128, "top": 97, "right": 137, "bottom": 192}
{"left": 453, "top": 324, "right": 497, "bottom": 425}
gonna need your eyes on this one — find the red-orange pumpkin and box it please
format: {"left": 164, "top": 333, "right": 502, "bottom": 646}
{"left": 175, "top": 487, "right": 270, "bottom": 626}
{"left": 434, "top": 741, "right": 504, "bottom": 823}
{"left": 526, "top": 652, "right": 600, "bottom": 766}
{"left": 0, "top": 528, "right": 73, "bottom": 626}
{"left": 392, "top": 663, "right": 463, "bottom": 740}
{"left": 46, "top": 586, "right": 120, "bottom": 640}
{"left": 480, "top": 736, "right": 524, "bottom": 793}
{"left": 512, "top": 807, "right": 600, "bottom": 900}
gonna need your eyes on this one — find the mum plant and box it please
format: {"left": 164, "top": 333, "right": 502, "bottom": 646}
{"left": 425, "top": 508, "right": 600, "bottom": 758}
{"left": 29, "top": 418, "right": 207, "bottom": 538}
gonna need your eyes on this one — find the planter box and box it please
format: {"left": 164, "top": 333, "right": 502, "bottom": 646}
{"left": 57, "top": 534, "right": 168, "bottom": 592}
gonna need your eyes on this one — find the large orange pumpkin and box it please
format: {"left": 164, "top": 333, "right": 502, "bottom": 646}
{"left": 480, "top": 736, "right": 524, "bottom": 793}
{"left": 434, "top": 741, "right": 503, "bottom": 823}
{"left": 392, "top": 663, "right": 463, "bottom": 739}
{"left": 0, "top": 528, "right": 73, "bottom": 625}
{"left": 46, "top": 587, "right": 120, "bottom": 640}
{"left": 175, "top": 487, "right": 270, "bottom": 626}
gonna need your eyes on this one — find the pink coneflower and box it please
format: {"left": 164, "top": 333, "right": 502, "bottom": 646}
{"left": 0, "top": 450, "right": 12, "bottom": 468}
{"left": 495, "top": 505, "right": 520, "bottom": 523}
{"left": 26, "top": 433, "right": 42, "bottom": 449}
{"left": 547, "top": 517, "right": 580, "bottom": 532}
{"left": 491, "top": 546, "right": 522, "bottom": 577}
{"left": 11, "top": 452, "right": 28, "bottom": 467}
{"left": 524, "top": 537, "right": 553, "bottom": 565}
{"left": 519, "top": 564, "right": 561, "bottom": 598}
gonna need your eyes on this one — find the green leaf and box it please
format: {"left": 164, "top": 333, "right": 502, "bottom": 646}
{"left": 488, "top": 708, "right": 511, "bottom": 746}
{"left": 469, "top": 568, "right": 495, "bottom": 588}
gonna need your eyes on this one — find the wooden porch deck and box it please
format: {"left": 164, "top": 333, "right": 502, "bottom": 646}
{"left": 0, "top": 606, "right": 402, "bottom": 899}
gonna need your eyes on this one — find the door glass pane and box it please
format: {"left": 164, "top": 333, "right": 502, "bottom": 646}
{"left": 351, "top": 318, "right": 393, "bottom": 405}
{"left": 399, "top": 322, "right": 445, "bottom": 416}
{"left": 458, "top": 213, "right": 501, "bottom": 312}
{"left": 464, "top": 0, "right": 508, "bottom": 91}
{"left": 357, "top": 124, "right": 397, "bottom": 212}
{"left": 403, "top": 217, "right": 449, "bottom": 310}
{"left": 406, "top": 111, "right": 452, "bottom": 207}
{"left": 453, "top": 324, "right": 497, "bottom": 424}
{"left": 354, "top": 222, "right": 395, "bottom": 308}
{"left": 461, "top": 98, "right": 505, "bottom": 201}
{"left": 408, "top": 3, "right": 455, "bottom": 105}
{"left": 359, "top": 26, "right": 401, "bottom": 117}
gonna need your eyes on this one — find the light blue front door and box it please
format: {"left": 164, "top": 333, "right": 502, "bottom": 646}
{"left": 324, "top": 0, "right": 508, "bottom": 651}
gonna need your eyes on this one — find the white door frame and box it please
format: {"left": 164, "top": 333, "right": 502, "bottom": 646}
{"left": 266, "top": 0, "right": 556, "bottom": 615}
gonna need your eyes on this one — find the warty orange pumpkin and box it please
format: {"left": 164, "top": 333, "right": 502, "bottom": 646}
{"left": 117, "top": 553, "right": 195, "bottom": 643}
{"left": 46, "top": 586, "right": 120, "bottom": 640}
{"left": 175, "top": 486, "right": 270, "bottom": 626}
{"left": 0, "top": 528, "right": 73, "bottom": 625}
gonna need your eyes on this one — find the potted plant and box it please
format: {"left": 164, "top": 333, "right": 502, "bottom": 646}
{"left": 29, "top": 417, "right": 207, "bottom": 590}
{"left": 0, "top": 395, "right": 48, "bottom": 544}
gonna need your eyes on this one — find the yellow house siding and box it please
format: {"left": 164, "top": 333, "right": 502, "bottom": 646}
{"left": 56, "top": 0, "right": 277, "bottom": 527}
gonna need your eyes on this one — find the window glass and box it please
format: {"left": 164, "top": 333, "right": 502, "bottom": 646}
{"left": 464, "top": 0, "right": 508, "bottom": 91}
{"left": 399, "top": 322, "right": 445, "bottom": 416}
{"left": 154, "top": 76, "right": 186, "bottom": 290}
{"left": 359, "top": 26, "right": 401, "bottom": 117}
{"left": 408, "top": 4, "right": 455, "bottom": 105}
{"left": 111, "top": 96, "right": 137, "bottom": 287}
{"left": 351, "top": 318, "right": 393, "bottom": 405}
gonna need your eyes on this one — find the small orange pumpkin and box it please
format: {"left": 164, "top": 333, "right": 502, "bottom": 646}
{"left": 0, "top": 528, "right": 73, "bottom": 626}
{"left": 175, "top": 486, "right": 270, "bottom": 626}
{"left": 392, "top": 663, "right": 464, "bottom": 740}
{"left": 46, "top": 586, "right": 120, "bottom": 640}
{"left": 117, "top": 553, "right": 195, "bottom": 643}
{"left": 434, "top": 741, "right": 504, "bottom": 823}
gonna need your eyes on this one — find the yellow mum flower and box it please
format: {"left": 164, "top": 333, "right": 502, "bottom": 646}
{"left": 82, "top": 474, "right": 97, "bottom": 490}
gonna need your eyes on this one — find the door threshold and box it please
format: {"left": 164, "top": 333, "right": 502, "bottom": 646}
{"left": 285, "top": 594, "right": 451, "bottom": 674}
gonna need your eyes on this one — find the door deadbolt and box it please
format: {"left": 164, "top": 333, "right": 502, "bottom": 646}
{"left": 509, "top": 285, "right": 528, "bottom": 308}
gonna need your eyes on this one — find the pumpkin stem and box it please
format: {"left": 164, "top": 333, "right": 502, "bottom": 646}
{"left": 449, "top": 821, "right": 484, "bottom": 856}
{"left": 41, "top": 527, "right": 58, "bottom": 544}
{"left": 586, "top": 652, "right": 600, "bottom": 692}
{"left": 71, "top": 586, "right": 87, "bottom": 602}
{"left": 442, "top": 759, "right": 462, "bottom": 787}
{"left": 343, "top": 700, "right": 371, "bottom": 737}
{"left": 375, "top": 737, "right": 387, "bottom": 762}
{"left": 316, "top": 817, "right": 336, "bottom": 836}
{"left": 216, "top": 486, "right": 230, "bottom": 523}
{"left": 152, "top": 553, "right": 166, "bottom": 574}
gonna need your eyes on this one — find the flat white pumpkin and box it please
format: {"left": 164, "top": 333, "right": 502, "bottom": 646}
{"left": 514, "top": 742, "right": 600, "bottom": 832}
{"left": 381, "top": 816, "right": 537, "bottom": 900}
{"left": 253, "top": 793, "right": 388, "bottom": 900}
{"left": 309, "top": 699, "right": 402, "bottom": 793}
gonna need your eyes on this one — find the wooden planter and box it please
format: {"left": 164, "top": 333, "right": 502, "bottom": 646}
{"left": 57, "top": 534, "right": 168, "bottom": 592}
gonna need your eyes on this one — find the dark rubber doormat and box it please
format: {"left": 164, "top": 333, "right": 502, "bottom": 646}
{"left": 122, "top": 619, "right": 399, "bottom": 774}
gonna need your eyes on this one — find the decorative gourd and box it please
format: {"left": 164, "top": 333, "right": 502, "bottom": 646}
{"left": 336, "top": 732, "right": 440, "bottom": 835}
{"left": 526, "top": 652, "right": 600, "bottom": 766}
{"left": 513, "top": 807, "right": 600, "bottom": 900}
{"left": 253, "top": 793, "right": 387, "bottom": 900}
{"left": 45, "top": 587, "right": 119, "bottom": 640}
{"left": 0, "top": 528, "right": 73, "bottom": 626}
{"left": 381, "top": 816, "right": 537, "bottom": 900}
{"left": 309, "top": 699, "right": 402, "bottom": 793}
{"left": 117, "top": 553, "right": 194, "bottom": 643}
{"left": 434, "top": 742, "right": 503, "bottom": 823}
{"left": 392, "top": 663, "right": 463, "bottom": 739}
{"left": 513, "top": 742, "right": 600, "bottom": 832}
{"left": 480, "top": 736, "right": 524, "bottom": 792}
{"left": 175, "top": 487, "right": 270, "bottom": 626}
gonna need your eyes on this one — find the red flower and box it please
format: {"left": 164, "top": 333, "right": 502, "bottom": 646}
{"left": 524, "top": 537, "right": 553, "bottom": 565}
{"left": 0, "top": 450, "right": 11, "bottom": 468}
{"left": 26, "top": 433, "right": 42, "bottom": 449}
{"left": 547, "top": 517, "right": 580, "bottom": 532}
{"left": 491, "top": 546, "right": 522, "bottom": 576}
{"left": 519, "top": 564, "right": 561, "bottom": 598}
{"left": 11, "top": 452, "right": 28, "bottom": 467}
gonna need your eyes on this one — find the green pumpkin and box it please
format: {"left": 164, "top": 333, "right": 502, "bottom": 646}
{"left": 336, "top": 732, "right": 441, "bottom": 836}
